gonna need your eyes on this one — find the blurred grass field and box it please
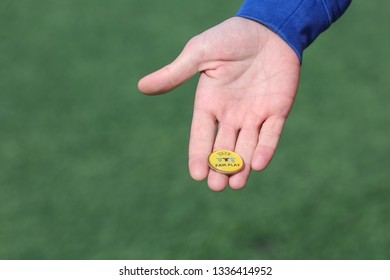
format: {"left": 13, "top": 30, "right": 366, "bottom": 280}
{"left": 1, "top": 0, "right": 389, "bottom": 259}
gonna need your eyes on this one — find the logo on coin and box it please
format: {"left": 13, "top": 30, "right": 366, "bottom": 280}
{"left": 217, "top": 157, "right": 236, "bottom": 163}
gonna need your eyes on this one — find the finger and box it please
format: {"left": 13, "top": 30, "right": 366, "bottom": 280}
{"left": 188, "top": 109, "right": 216, "bottom": 181}
{"left": 138, "top": 38, "right": 202, "bottom": 95}
{"left": 207, "top": 123, "right": 238, "bottom": 192}
{"left": 229, "top": 126, "right": 259, "bottom": 190}
{"left": 252, "top": 116, "right": 286, "bottom": 171}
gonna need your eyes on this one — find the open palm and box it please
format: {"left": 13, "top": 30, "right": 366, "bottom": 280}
{"left": 138, "top": 17, "right": 300, "bottom": 191}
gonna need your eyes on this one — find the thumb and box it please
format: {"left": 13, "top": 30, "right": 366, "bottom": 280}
{"left": 138, "top": 38, "right": 203, "bottom": 95}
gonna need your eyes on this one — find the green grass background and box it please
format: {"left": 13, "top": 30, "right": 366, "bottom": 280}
{"left": 1, "top": 0, "right": 389, "bottom": 259}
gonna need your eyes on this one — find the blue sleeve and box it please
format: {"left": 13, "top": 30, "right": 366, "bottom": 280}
{"left": 236, "top": 0, "right": 352, "bottom": 62}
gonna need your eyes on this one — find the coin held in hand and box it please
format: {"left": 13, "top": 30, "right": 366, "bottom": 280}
{"left": 208, "top": 150, "right": 244, "bottom": 175}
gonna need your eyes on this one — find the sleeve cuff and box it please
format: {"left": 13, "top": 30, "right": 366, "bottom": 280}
{"left": 236, "top": 0, "right": 352, "bottom": 62}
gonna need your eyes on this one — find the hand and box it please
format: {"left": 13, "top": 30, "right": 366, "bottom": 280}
{"left": 138, "top": 17, "right": 300, "bottom": 191}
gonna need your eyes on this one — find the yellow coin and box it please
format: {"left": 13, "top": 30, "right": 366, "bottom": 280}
{"left": 208, "top": 150, "right": 244, "bottom": 175}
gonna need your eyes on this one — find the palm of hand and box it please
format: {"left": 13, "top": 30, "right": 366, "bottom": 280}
{"left": 139, "top": 17, "right": 300, "bottom": 191}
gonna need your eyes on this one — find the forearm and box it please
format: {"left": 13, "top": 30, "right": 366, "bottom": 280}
{"left": 236, "top": 0, "right": 352, "bottom": 62}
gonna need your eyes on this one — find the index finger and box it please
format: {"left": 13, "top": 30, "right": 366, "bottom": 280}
{"left": 188, "top": 108, "right": 216, "bottom": 181}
